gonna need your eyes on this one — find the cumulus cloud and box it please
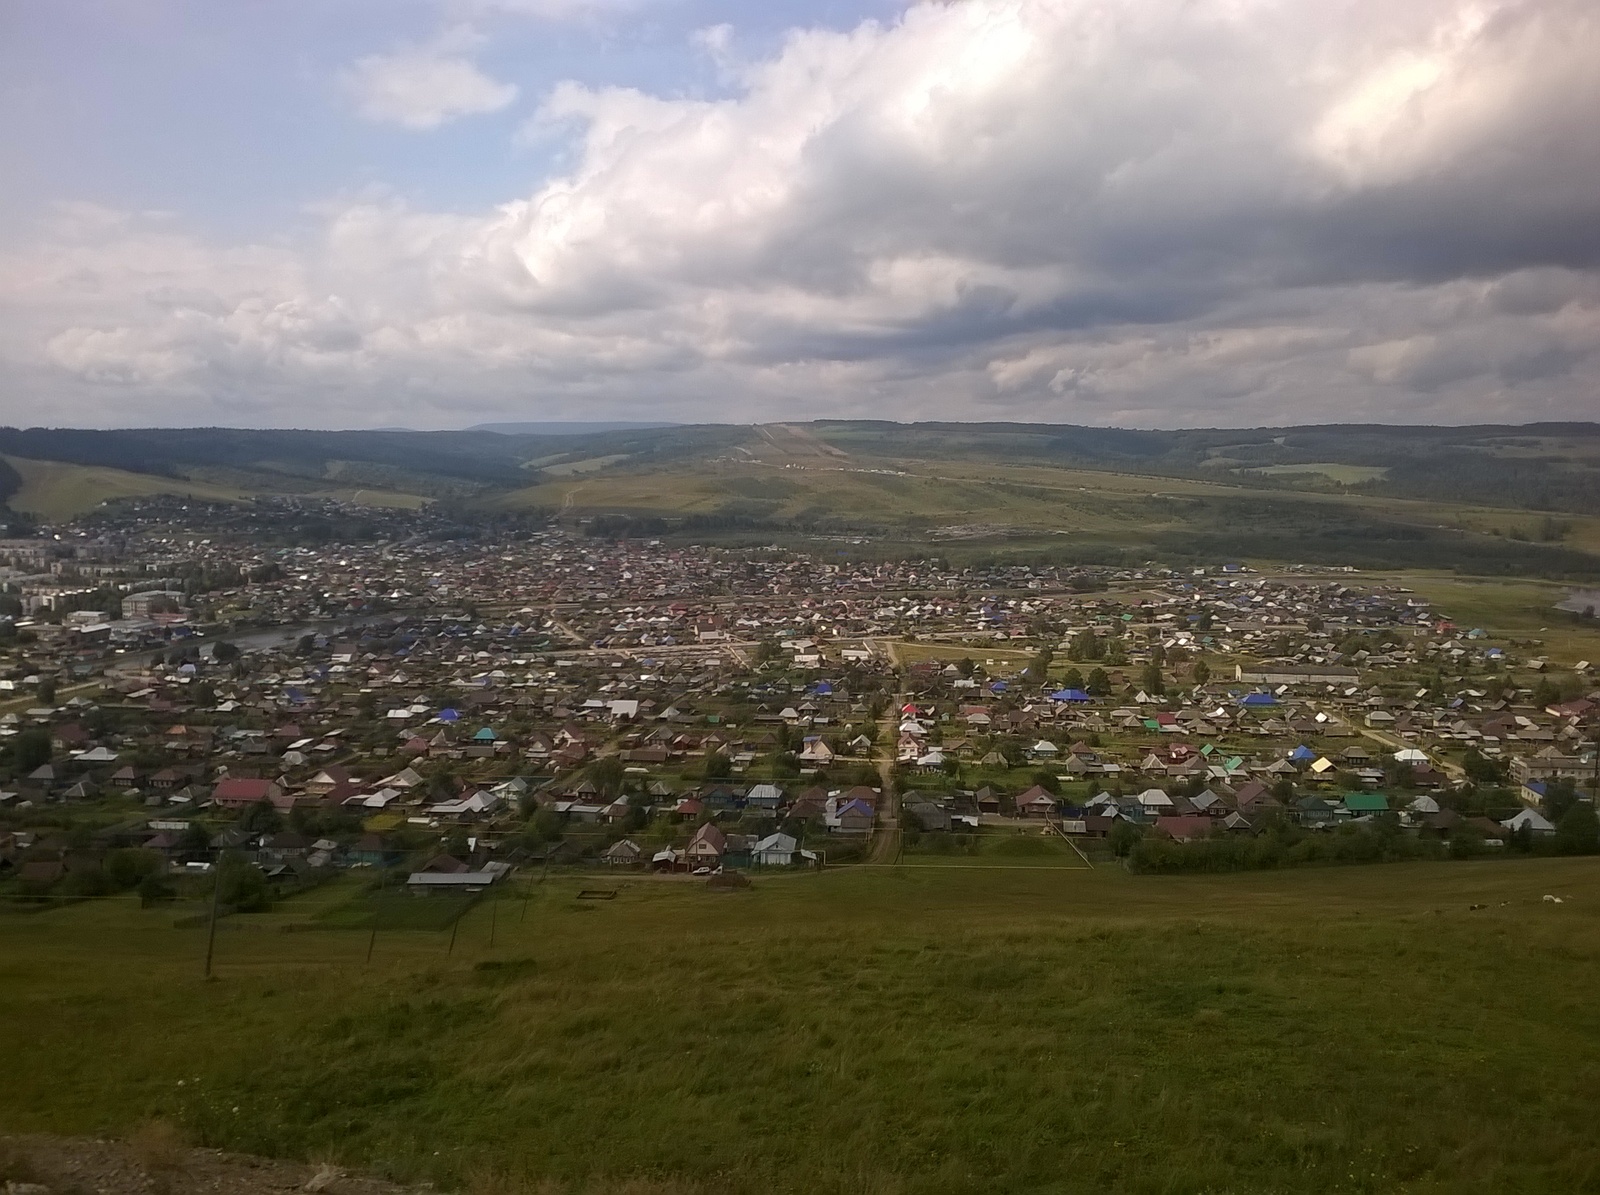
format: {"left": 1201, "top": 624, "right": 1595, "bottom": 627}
{"left": 343, "top": 27, "right": 518, "bottom": 130}
{"left": 6, "top": 0, "right": 1600, "bottom": 428}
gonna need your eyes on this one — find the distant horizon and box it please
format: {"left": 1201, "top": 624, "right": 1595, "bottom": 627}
{"left": 1, "top": 417, "right": 1598, "bottom": 436}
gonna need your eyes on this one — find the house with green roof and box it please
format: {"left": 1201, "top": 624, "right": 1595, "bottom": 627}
{"left": 1342, "top": 792, "right": 1389, "bottom": 817}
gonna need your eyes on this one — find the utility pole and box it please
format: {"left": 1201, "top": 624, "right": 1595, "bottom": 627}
{"left": 488, "top": 886, "right": 499, "bottom": 949}
{"left": 203, "top": 855, "right": 221, "bottom": 980}
{"left": 366, "top": 862, "right": 386, "bottom": 965}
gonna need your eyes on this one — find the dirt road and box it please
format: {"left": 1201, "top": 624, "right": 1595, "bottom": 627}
{"left": 865, "top": 703, "right": 901, "bottom": 864}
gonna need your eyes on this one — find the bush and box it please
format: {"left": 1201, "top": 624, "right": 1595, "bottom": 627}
{"left": 60, "top": 865, "right": 115, "bottom": 898}
{"left": 824, "top": 841, "right": 865, "bottom": 864}
{"left": 138, "top": 872, "right": 178, "bottom": 906}
{"left": 1448, "top": 825, "right": 1487, "bottom": 859}
{"left": 10, "top": 728, "right": 51, "bottom": 775}
{"left": 1554, "top": 803, "right": 1600, "bottom": 856}
{"left": 215, "top": 854, "right": 272, "bottom": 912}
{"left": 1108, "top": 821, "right": 1145, "bottom": 858}
{"left": 1130, "top": 824, "right": 1446, "bottom": 874}
{"left": 990, "top": 834, "right": 1058, "bottom": 858}
{"left": 105, "top": 847, "right": 163, "bottom": 890}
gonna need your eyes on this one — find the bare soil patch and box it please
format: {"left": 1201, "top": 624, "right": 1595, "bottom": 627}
{"left": 1, "top": 1134, "right": 421, "bottom": 1195}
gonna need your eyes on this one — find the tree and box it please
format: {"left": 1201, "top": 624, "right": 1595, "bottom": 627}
{"left": 1068, "top": 630, "right": 1103, "bottom": 662}
{"left": 1140, "top": 662, "right": 1165, "bottom": 697}
{"left": 1554, "top": 802, "right": 1599, "bottom": 855}
{"left": 1086, "top": 667, "right": 1110, "bottom": 695}
{"left": 211, "top": 640, "right": 240, "bottom": 663}
{"left": 36, "top": 677, "right": 56, "bottom": 706}
{"left": 178, "top": 822, "right": 212, "bottom": 853}
{"left": 215, "top": 853, "right": 271, "bottom": 912}
{"left": 704, "top": 752, "right": 732, "bottom": 780}
{"left": 104, "top": 848, "right": 162, "bottom": 890}
{"left": 1448, "top": 822, "right": 1486, "bottom": 859}
{"left": 237, "top": 799, "right": 283, "bottom": 835}
{"left": 1543, "top": 777, "right": 1581, "bottom": 822}
{"left": 1030, "top": 770, "right": 1060, "bottom": 794}
{"left": 589, "top": 755, "right": 626, "bottom": 798}
{"left": 138, "top": 872, "right": 177, "bottom": 906}
{"left": 1022, "top": 646, "right": 1054, "bottom": 686}
{"left": 1108, "top": 820, "right": 1144, "bottom": 858}
{"left": 529, "top": 808, "right": 565, "bottom": 845}
{"left": 1062, "top": 667, "right": 1085, "bottom": 690}
{"left": 11, "top": 728, "right": 51, "bottom": 774}
{"left": 1463, "top": 750, "right": 1508, "bottom": 786}
{"left": 1191, "top": 659, "right": 1211, "bottom": 686}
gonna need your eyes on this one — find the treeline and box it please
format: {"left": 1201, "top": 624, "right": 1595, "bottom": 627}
{"left": 1153, "top": 527, "right": 1600, "bottom": 579}
{"left": 1127, "top": 806, "right": 1600, "bottom": 875}
{"left": 0, "top": 424, "right": 756, "bottom": 493}
{"left": 1129, "top": 824, "right": 1447, "bottom": 873}
{"left": 582, "top": 511, "right": 867, "bottom": 540}
{"left": 1357, "top": 454, "right": 1600, "bottom": 514}
{"left": 0, "top": 427, "right": 535, "bottom": 488}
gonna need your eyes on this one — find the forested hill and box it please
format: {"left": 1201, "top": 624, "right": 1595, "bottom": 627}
{"left": 0, "top": 419, "right": 1597, "bottom": 515}
{"left": 804, "top": 421, "right": 1600, "bottom": 514}
{"left": 0, "top": 424, "right": 745, "bottom": 493}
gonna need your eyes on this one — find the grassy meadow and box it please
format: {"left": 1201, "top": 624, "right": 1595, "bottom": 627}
{"left": 4, "top": 859, "right": 1600, "bottom": 1193}
{"left": 1, "top": 455, "right": 433, "bottom": 520}
{"left": 489, "top": 444, "right": 1600, "bottom": 580}
{"left": 1385, "top": 572, "right": 1600, "bottom": 665}
{"left": 2, "top": 455, "right": 255, "bottom": 521}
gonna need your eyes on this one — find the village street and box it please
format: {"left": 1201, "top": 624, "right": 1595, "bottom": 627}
{"left": 865, "top": 700, "right": 901, "bottom": 864}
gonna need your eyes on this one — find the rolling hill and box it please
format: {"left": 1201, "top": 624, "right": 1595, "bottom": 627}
{"left": 2, "top": 421, "right": 1599, "bottom": 576}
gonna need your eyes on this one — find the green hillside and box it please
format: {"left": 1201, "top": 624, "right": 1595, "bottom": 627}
{"left": 3, "top": 421, "right": 1600, "bottom": 576}
{"left": 4, "top": 859, "right": 1600, "bottom": 1193}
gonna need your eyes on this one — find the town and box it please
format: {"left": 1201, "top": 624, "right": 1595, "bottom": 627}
{"left": 2, "top": 496, "right": 1596, "bottom": 909}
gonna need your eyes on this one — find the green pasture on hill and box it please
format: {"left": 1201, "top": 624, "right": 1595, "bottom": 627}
{"left": 3, "top": 861, "right": 1600, "bottom": 1194}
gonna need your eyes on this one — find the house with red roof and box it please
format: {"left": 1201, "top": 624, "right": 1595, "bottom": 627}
{"left": 211, "top": 777, "right": 287, "bottom": 810}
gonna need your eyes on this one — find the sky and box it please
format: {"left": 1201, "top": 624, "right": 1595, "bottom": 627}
{"left": 1, "top": 0, "right": 1598, "bottom": 431}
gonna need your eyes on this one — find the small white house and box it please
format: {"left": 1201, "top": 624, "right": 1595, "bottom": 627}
{"left": 1137, "top": 788, "right": 1175, "bottom": 816}
{"left": 752, "top": 832, "right": 799, "bottom": 866}
{"left": 1501, "top": 808, "right": 1556, "bottom": 836}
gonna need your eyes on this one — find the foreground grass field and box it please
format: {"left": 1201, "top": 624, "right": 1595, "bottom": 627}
{"left": 4, "top": 860, "right": 1600, "bottom": 1193}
